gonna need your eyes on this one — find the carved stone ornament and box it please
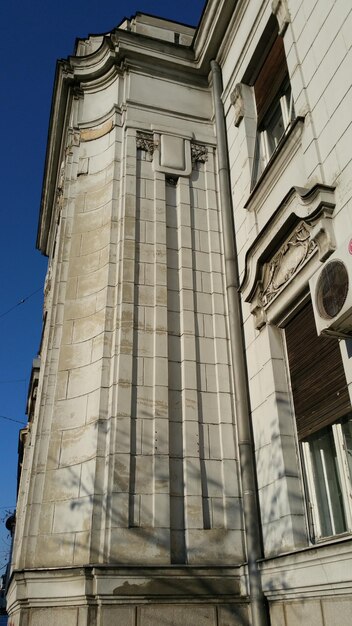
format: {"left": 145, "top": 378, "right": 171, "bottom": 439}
{"left": 44, "top": 265, "right": 52, "bottom": 299}
{"left": 240, "top": 185, "right": 336, "bottom": 330}
{"left": 191, "top": 142, "right": 208, "bottom": 164}
{"left": 57, "top": 159, "right": 65, "bottom": 193}
{"left": 272, "top": 0, "right": 290, "bottom": 36}
{"left": 69, "top": 130, "right": 81, "bottom": 147}
{"left": 230, "top": 84, "right": 245, "bottom": 127}
{"left": 136, "top": 133, "right": 155, "bottom": 156}
{"left": 258, "top": 222, "right": 316, "bottom": 307}
{"left": 310, "top": 217, "right": 336, "bottom": 262}
{"left": 55, "top": 158, "right": 66, "bottom": 213}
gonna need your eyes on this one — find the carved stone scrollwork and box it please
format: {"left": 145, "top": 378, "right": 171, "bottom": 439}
{"left": 240, "top": 185, "right": 336, "bottom": 329}
{"left": 272, "top": 0, "right": 290, "bottom": 36}
{"left": 57, "top": 158, "right": 66, "bottom": 193}
{"left": 191, "top": 142, "right": 208, "bottom": 164}
{"left": 310, "top": 216, "right": 336, "bottom": 261}
{"left": 230, "top": 84, "right": 245, "bottom": 127}
{"left": 136, "top": 133, "right": 156, "bottom": 156}
{"left": 250, "top": 301, "right": 267, "bottom": 329}
{"left": 44, "top": 265, "right": 52, "bottom": 299}
{"left": 69, "top": 130, "right": 81, "bottom": 147}
{"left": 258, "top": 222, "right": 317, "bottom": 307}
{"left": 55, "top": 158, "right": 66, "bottom": 214}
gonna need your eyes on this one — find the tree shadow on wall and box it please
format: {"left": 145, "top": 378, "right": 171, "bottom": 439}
{"left": 42, "top": 418, "right": 253, "bottom": 626}
{"left": 20, "top": 387, "right": 312, "bottom": 625}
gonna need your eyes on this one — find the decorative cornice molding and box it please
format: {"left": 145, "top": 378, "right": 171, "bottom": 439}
{"left": 7, "top": 564, "right": 243, "bottom": 616}
{"left": 37, "top": 62, "right": 75, "bottom": 254}
{"left": 68, "top": 36, "right": 116, "bottom": 82}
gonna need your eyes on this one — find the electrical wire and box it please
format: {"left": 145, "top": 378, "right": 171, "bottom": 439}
{"left": 0, "top": 287, "right": 42, "bottom": 320}
{"left": 0, "top": 414, "right": 27, "bottom": 426}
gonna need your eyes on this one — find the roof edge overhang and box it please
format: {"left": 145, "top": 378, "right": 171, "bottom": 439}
{"left": 36, "top": 60, "right": 75, "bottom": 254}
{"left": 36, "top": 30, "right": 198, "bottom": 255}
{"left": 193, "top": 0, "right": 238, "bottom": 70}
{"left": 37, "top": 1, "right": 238, "bottom": 254}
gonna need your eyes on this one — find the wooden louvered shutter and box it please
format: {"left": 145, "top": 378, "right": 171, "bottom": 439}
{"left": 254, "top": 35, "right": 288, "bottom": 125}
{"left": 285, "top": 300, "right": 351, "bottom": 440}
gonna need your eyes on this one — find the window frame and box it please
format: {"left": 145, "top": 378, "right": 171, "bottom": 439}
{"left": 259, "top": 78, "right": 294, "bottom": 156}
{"left": 252, "top": 71, "right": 295, "bottom": 186}
{"left": 284, "top": 299, "right": 352, "bottom": 543}
{"left": 245, "top": 22, "right": 296, "bottom": 188}
{"left": 301, "top": 416, "right": 352, "bottom": 541}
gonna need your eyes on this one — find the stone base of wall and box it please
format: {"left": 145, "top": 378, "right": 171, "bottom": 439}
{"left": 261, "top": 539, "right": 352, "bottom": 626}
{"left": 8, "top": 604, "right": 250, "bottom": 626}
{"left": 6, "top": 565, "right": 250, "bottom": 626}
{"left": 270, "top": 596, "right": 352, "bottom": 626}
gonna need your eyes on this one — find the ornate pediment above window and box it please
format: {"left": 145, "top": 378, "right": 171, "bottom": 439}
{"left": 240, "top": 185, "right": 336, "bottom": 329}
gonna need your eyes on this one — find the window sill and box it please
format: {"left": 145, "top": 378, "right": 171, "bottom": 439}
{"left": 313, "top": 531, "right": 352, "bottom": 545}
{"left": 244, "top": 116, "right": 305, "bottom": 211}
{"left": 259, "top": 531, "right": 352, "bottom": 564}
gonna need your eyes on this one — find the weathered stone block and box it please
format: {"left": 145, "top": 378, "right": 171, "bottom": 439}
{"left": 29, "top": 608, "right": 78, "bottom": 626}
{"left": 218, "top": 604, "right": 250, "bottom": 626}
{"left": 99, "top": 606, "right": 135, "bottom": 626}
{"left": 285, "top": 600, "right": 323, "bottom": 626}
{"left": 138, "top": 604, "right": 216, "bottom": 626}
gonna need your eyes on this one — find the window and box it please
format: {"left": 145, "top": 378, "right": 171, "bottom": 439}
{"left": 285, "top": 300, "right": 352, "bottom": 541}
{"left": 251, "top": 33, "right": 295, "bottom": 184}
{"left": 256, "top": 78, "right": 294, "bottom": 176}
{"left": 302, "top": 416, "right": 352, "bottom": 538}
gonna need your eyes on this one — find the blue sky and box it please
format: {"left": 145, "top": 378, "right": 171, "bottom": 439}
{"left": 0, "top": 0, "right": 205, "bottom": 573}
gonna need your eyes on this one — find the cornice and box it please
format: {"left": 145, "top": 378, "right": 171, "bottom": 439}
{"left": 36, "top": 30, "right": 200, "bottom": 255}
{"left": 193, "top": 0, "right": 238, "bottom": 71}
{"left": 37, "top": 60, "right": 75, "bottom": 254}
{"left": 68, "top": 35, "right": 116, "bottom": 81}
{"left": 55, "top": 2, "right": 243, "bottom": 85}
{"left": 37, "top": 2, "right": 241, "bottom": 254}
{"left": 69, "top": 29, "right": 197, "bottom": 84}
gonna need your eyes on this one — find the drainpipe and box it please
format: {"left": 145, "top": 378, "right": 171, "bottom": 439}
{"left": 211, "top": 60, "right": 270, "bottom": 626}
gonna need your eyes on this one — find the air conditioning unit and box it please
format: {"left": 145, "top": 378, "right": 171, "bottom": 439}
{"left": 309, "top": 237, "right": 352, "bottom": 338}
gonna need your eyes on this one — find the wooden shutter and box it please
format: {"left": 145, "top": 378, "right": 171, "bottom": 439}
{"left": 254, "top": 35, "right": 288, "bottom": 124}
{"left": 285, "top": 300, "right": 351, "bottom": 440}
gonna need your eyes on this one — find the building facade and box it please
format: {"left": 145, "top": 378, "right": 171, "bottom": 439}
{"left": 7, "top": 1, "right": 352, "bottom": 625}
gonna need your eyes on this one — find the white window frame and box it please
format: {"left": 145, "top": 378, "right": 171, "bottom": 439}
{"left": 257, "top": 81, "right": 294, "bottom": 172}
{"left": 302, "top": 418, "right": 352, "bottom": 541}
